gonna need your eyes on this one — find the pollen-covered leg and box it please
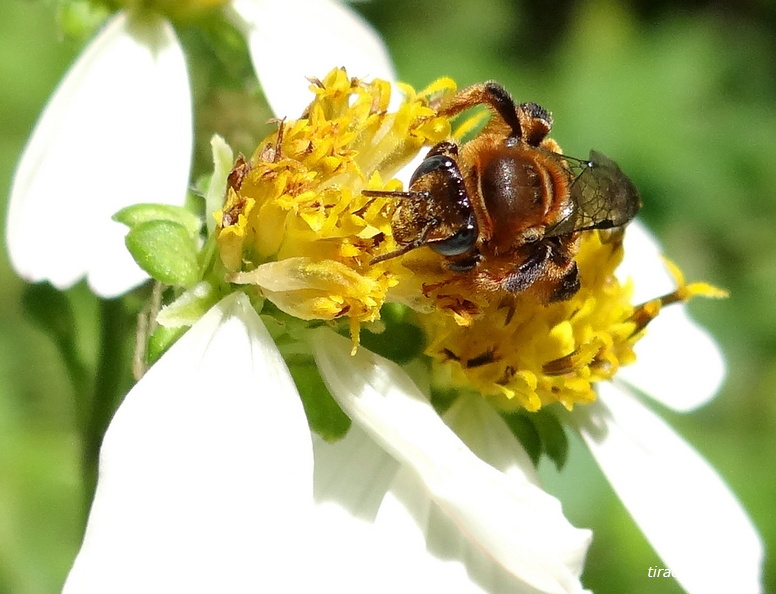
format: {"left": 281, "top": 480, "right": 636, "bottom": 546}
{"left": 439, "top": 81, "right": 522, "bottom": 138}
{"left": 439, "top": 82, "right": 553, "bottom": 146}
{"left": 548, "top": 262, "right": 580, "bottom": 302}
{"left": 500, "top": 242, "right": 551, "bottom": 294}
{"left": 515, "top": 102, "right": 553, "bottom": 147}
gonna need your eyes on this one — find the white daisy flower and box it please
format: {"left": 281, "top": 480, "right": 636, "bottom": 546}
{"left": 23, "top": 3, "right": 758, "bottom": 590}
{"left": 6, "top": 0, "right": 394, "bottom": 298}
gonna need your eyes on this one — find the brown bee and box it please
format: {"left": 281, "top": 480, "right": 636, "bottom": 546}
{"left": 364, "top": 81, "right": 641, "bottom": 302}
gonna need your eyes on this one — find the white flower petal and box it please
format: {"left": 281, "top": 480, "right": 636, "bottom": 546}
{"left": 7, "top": 10, "right": 192, "bottom": 298}
{"left": 63, "top": 293, "right": 314, "bottom": 593}
{"left": 372, "top": 395, "right": 586, "bottom": 593}
{"left": 617, "top": 305, "right": 726, "bottom": 411}
{"left": 311, "top": 428, "right": 469, "bottom": 591}
{"left": 376, "top": 467, "right": 547, "bottom": 593}
{"left": 306, "top": 498, "right": 409, "bottom": 591}
{"left": 227, "top": 0, "right": 396, "bottom": 117}
{"left": 205, "top": 134, "right": 234, "bottom": 235}
{"left": 313, "top": 425, "right": 399, "bottom": 520}
{"left": 311, "top": 400, "right": 572, "bottom": 592}
{"left": 443, "top": 393, "right": 540, "bottom": 485}
{"left": 309, "top": 429, "right": 410, "bottom": 590}
{"left": 312, "top": 330, "right": 591, "bottom": 594}
{"left": 617, "top": 220, "right": 676, "bottom": 302}
{"left": 571, "top": 382, "right": 763, "bottom": 594}
{"left": 617, "top": 221, "right": 726, "bottom": 410}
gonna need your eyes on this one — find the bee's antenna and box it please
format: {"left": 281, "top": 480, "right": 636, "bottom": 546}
{"left": 362, "top": 189, "right": 430, "bottom": 200}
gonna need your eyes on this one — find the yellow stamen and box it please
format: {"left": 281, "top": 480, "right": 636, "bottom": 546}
{"left": 215, "top": 69, "right": 451, "bottom": 328}
{"left": 419, "top": 232, "right": 725, "bottom": 412}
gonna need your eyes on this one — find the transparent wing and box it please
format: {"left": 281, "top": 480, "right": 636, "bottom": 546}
{"left": 546, "top": 150, "right": 641, "bottom": 237}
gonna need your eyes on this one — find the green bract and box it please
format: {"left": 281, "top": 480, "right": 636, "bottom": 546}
{"left": 123, "top": 219, "right": 199, "bottom": 287}
{"left": 114, "top": 203, "right": 202, "bottom": 239}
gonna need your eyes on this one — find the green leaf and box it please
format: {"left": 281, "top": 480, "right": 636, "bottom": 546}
{"left": 114, "top": 203, "right": 202, "bottom": 241}
{"left": 125, "top": 220, "right": 200, "bottom": 287}
{"left": 288, "top": 361, "right": 351, "bottom": 442}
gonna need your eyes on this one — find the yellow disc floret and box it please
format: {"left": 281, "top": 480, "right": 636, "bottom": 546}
{"left": 420, "top": 231, "right": 726, "bottom": 412}
{"left": 215, "top": 69, "right": 451, "bottom": 338}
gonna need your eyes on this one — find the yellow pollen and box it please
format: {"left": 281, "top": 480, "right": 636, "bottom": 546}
{"left": 215, "top": 68, "right": 451, "bottom": 333}
{"left": 419, "top": 231, "right": 724, "bottom": 412}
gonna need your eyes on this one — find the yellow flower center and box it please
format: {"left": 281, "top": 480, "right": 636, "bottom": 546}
{"left": 216, "top": 69, "right": 451, "bottom": 338}
{"left": 215, "top": 68, "right": 724, "bottom": 410}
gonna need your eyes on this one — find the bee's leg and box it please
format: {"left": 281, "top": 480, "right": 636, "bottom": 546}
{"left": 548, "top": 263, "right": 580, "bottom": 302}
{"left": 361, "top": 189, "right": 427, "bottom": 199}
{"left": 515, "top": 102, "right": 553, "bottom": 146}
{"left": 369, "top": 242, "right": 422, "bottom": 264}
{"left": 499, "top": 233, "right": 580, "bottom": 297}
{"left": 544, "top": 235, "right": 582, "bottom": 301}
{"left": 501, "top": 242, "right": 551, "bottom": 293}
{"left": 440, "top": 82, "right": 553, "bottom": 146}
{"left": 439, "top": 81, "right": 523, "bottom": 138}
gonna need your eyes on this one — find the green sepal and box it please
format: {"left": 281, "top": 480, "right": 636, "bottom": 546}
{"left": 124, "top": 220, "right": 200, "bottom": 287}
{"left": 146, "top": 324, "right": 188, "bottom": 367}
{"left": 157, "top": 282, "right": 222, "bottom": 328}
{"left": 502, "top": 412, "right": 542, "bottom": 466}
{"left": 114, "top": 203, "right": 202, "bottom": 240}
{"left": 533, "top": 409, "right": 569, "bottom": 470}
{"left": 205, "top": 135, "right": 235, "bottom": 236}
{"left": 288, "top": 360, "right": 351, "bottom": 442}
{"left": 502, "top": 408, "right": 569, "bottom": 470}
{"left": 57, "top": 0, "right": 110, "bottom": 44}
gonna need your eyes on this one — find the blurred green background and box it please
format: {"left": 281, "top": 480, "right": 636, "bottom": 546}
{"left": 1, "top": 0, "right": 774, "bottom": 592}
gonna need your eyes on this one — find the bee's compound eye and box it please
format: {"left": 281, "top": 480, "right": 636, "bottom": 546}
{"left": 410, "top": 154, "right": 457, "bottom": 185}
{"left": 430, "top": 216, "right": 478, "bottom": 256}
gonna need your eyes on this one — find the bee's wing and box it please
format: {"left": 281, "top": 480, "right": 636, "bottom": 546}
{"left": 545, "top": 150, "right": 642, "bottom": 237}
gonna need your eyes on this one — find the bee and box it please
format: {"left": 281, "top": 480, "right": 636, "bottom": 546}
{"left": 364, "top": 81, "right": 641, "bottom": 302}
